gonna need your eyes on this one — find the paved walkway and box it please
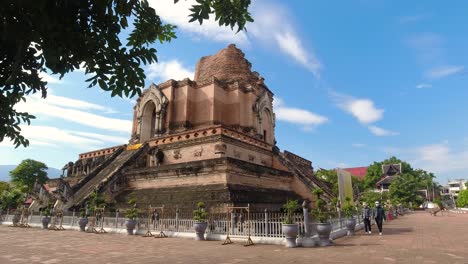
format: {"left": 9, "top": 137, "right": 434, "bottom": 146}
{"left": 0, "top": 211, "right": 467, "bottom": 264}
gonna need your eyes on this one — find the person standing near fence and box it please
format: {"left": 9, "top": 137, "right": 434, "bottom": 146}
{"left": 374, "top": 201, "right": 386, "bottom": 235}
{"left": 362, "top": 202, "right": 372, "bottom": 234}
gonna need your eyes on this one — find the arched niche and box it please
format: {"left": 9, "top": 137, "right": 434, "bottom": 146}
{"left": 140, "top": 101, "right": 156, "bottom": 142}
{"left": 253, "top": 91, "right": 275, "bottom": 144}
{"left": 261, "top": 108, "right": 274, "bottom": 145}
{"left": 135, "top": 84, "right": 169, "bottom": 142}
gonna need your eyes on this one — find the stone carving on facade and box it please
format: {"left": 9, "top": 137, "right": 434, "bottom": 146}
{"left": 62, "top": 161, "right": 74, "bottom": 177}
{"left": 193, "top": 147, "right": 203, "bottom": 157}
{"left": 233, "top": 150, "right": 241, "bottom": 158}
{"left": 173, "top": 149, "right": 182, "bottom": 160}
{"left": 248, "top": 154, "right": 255, "bottom": 162}
{"left": 261, "top": 159, "right": 267, "bottom": 165}
{"left": 214, "top": 143, "right": 227, "bottom": 155}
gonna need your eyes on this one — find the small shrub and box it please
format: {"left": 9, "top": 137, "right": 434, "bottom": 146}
{"left": 193, "top": 202, "right": 207, "bottom": 222}
{"left": 283, "top": 200, "right": 298, "bottom": 224}
{"left": 311, "top": 188, "right": 331, "bottom": 223}
{"left": 125, "top": 198, "right": 139, "bottom": 220}
{"left": 342, "top": 196, "right": 355, "bottom": 218}
{"left": 42, "top": 206, "right": 51, "bottom": 217}
{"left": 79, "top": 207, "right": 86, "bottom": 218}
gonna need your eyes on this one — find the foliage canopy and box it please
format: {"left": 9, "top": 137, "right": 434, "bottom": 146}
{"left": 457, "top": 190, "right": 468, "bottom": 208}
{"left": 1, "top": 0, "right": 253, "bottom": 147}
{"left": 9, "top": 159, "right": 48, "bottom": 192}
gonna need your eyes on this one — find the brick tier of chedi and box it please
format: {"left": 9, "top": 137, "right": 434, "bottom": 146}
{"left": 47, "top": 44, "right": 333, "bottom": 211}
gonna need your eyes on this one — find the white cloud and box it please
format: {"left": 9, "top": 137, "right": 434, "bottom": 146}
{"left": 274, "top": 97, "right": 328, "bottom": 130}
{"left": 352, "top": 143, "right": 366, "bottom": 148}
{"left": 368, "top": 125, "right": 399, "bottom": 136}
{"left": 15, "top": 96, "right": 132, "bottom": 134}
{"left": 331, "top": 91, "right": 397, "bottom": 136}
{"left": 425, "top": 65, "right": 464, "bottom": 79}
{"left": 149, "top": 0, "right": 321, "bottom": 77}
{"left": 398, "top": 15, "right": 427, "bottom": 24}
{"left": 46, "top": 94, "right": 116, "bottom": 114}
{"left": 146, "top": 60, "right": 194, "bottom": 82}
{"left": 274, "top": 32, "right": 321, "bottom": 77}
{"left": 148, "top": 0, "right": 248, "bottom": 45}
{"left": 70, "top": 131, "right": 128, "bottom": 144}
{"left": 407, "top": 32, "right": 444, "bottom": 64}
{"left": 387, "top": 141, "right": 468, "bottom": 178}
{"left": 332, "top": 92, "right": 384, "bottom": 124}
{"left": 416, "top": 83, "right": 432, "bottom": 89}
{"left": 39, "top": 72, "right": 62, "bottom": 84}
{"left": 249, "top": 3, "right": 321, "bottom": 77}
{"left": 0, "top": 126, "right": 103, "bottom": 150}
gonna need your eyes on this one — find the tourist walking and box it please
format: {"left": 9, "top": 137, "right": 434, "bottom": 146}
{"left": 362, "top": 202, "right": 372, "bottom": 234}
{"left": 374, "top": 201, "right": 386, "bottom": 235}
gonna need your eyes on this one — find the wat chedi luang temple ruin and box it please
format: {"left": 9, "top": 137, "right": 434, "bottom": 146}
{"left": 49, "top": 44, "right": 333, "bottom": 211}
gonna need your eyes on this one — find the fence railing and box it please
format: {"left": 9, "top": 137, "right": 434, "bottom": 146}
{"left": 0, "top": 210, "right": 364, "bottom": 239}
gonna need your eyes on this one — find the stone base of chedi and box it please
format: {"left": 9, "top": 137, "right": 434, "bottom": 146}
{"left": 47, "top": 44, "right": 333, "bottom": 211}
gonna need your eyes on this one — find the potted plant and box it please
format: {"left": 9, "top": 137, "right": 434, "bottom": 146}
{"left": 41, "top": 207, "right": 51, "bottom": 229}
{"left": 342, "top": 196, "right": 356, "bottom": 236}
{"left": 78, "top": 207, "right": 88, "bottom": 232}
{"left": 193, "top": 202, "right": 207, "bottom": 241}
{"left": 12, "top": 210, "right": 21, "bottom": 226}
{"left": 282, "top": 200, "right": 299, "bottom": 248}
{"left": 124, "top": 198, "right": 139, "bottom": 235}
{"left": 311, "top": 188, "right": 332, "bottom": 246}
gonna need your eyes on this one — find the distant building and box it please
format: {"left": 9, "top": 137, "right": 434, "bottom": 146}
{"left": 447, "top": 179, "right": 467, "bottom": 200}
{"left": 375, "top": 164, "right": 402, "bottom": 193}
{"left": 342, "top": 167, "right": 368, "bottom": 181}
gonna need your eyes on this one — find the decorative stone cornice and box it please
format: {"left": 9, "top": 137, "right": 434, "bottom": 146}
{"left": 78, "top": 145, "right": 125, "bottom": 160}
{"left": 145, "top": 125, "right": 272, "bottom": 152}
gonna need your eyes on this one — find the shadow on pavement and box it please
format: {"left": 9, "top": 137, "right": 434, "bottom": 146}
{"left": 333, "top": 243, "right": 381, "bottom": 247}
{"left": 384, "top": 227, "right": 413, "bottom": 234}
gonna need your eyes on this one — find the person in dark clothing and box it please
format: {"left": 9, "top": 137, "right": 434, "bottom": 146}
{"left": 374, "top": 201, "right": 386, "bottom": 235}
{"left": 362, "top": 202, "right": 372, "bottom": 234}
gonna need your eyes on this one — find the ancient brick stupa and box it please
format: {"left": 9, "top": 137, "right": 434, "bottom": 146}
{"left": 49, "top": 44, "right": 333, "bottom": 211}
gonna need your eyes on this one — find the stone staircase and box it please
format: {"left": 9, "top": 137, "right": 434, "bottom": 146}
{"left": 278, "top": 151, "right": 334, "bottom": 200}
{"left": 67, "top": 145, "right": 148, "bottom": 208}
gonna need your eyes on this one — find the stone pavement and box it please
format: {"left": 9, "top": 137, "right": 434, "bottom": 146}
{"left": 0, "top": 211, "right": 467, "bottom": 264}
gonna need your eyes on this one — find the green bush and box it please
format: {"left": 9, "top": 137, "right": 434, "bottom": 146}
{"left": 311, "top": 188, "right": 331, "bottom": 223}
{"left": 283, "top": 200, "right": 298, "bottom": 224}
{"left": 42, "top": 206, "right": 51, "bottom": 217}
{"left": 457, "top": 190, "right": 468, "bottom": 208}
{"left": 124, "top": 198, "right": 139, "bottom": 220}
{"left": 193, "top": 202, "right": 207, "bottom": 222}
{"left": 79, "top": 208, "right": 86, "bottom": 218}
{"left": 342, "top": 196, "right": 355, "bottom": 218}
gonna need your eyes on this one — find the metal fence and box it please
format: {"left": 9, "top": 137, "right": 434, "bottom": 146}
{"left": 0, "top": 209, "right": 363, "bottom": 238}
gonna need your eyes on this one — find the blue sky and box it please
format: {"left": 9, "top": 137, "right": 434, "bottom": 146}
{"left": 1, "top": 0, "right": 467, "bottom": 184}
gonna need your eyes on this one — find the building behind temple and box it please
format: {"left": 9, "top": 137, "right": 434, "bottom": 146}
{"left": 48, "top": 44, "right": 333, "bottom": 211}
